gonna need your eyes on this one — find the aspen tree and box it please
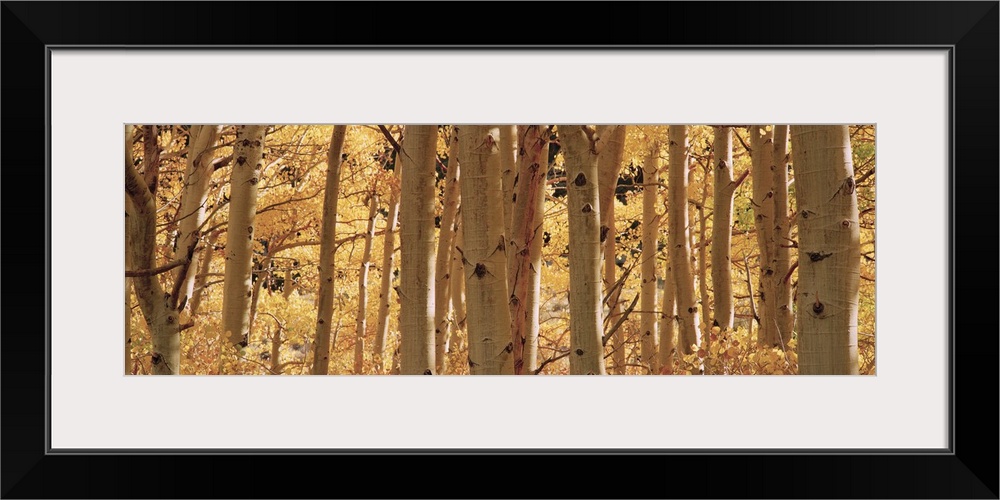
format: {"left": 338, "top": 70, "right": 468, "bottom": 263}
{"left": 790, "top": 125, "right": 860, "bottom": 374}
{"left": 310, "top": 126, "right": 346, "bottom": 374}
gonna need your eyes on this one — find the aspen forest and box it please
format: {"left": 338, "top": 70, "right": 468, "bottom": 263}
{"left": 124, "top": 124, "right": 875, "bottom": 376}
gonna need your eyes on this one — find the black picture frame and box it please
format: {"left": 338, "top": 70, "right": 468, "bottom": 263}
{"left": 3, "top": 2, "right": 996, "bottom": 498}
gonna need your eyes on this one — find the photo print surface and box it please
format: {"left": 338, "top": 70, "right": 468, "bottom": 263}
{"left": 125, "top": 124, "right": 875, "bottom": 375}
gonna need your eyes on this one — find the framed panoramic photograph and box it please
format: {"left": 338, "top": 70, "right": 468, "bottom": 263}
{"left": 3, "top": 2, "right": 996, "bottom": 498}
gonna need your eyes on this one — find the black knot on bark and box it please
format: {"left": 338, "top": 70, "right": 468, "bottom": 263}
{"left": 575, "top": 349, "right": 584, "bottom": 356}
{"left": 574, "top": 173, "right": 587, "bottom": 186}
{"left": 423, "top": 369, "right": 433, "bottom": 375}
{"left": 582, "top": 203, "right": 593, "bottom": 213}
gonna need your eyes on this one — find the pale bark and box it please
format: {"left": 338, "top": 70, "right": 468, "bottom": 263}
{"left": 173, "top": 125, "right": 222, "bottom": 310}
{"left": 750, "top": 126, "right": 779, "bottom": 346}
{"left": 125, "top": 125, "right": 180, "bottom": 375}
{"left": 711, "top": 127, "right": 738, "bottom": 331}
{"left": 790, "top": 125, "right": 860, "bottom": 375}
{"left": 355, "top": 193, "right": 379, "bottom": 374}
{"left": 640, "top": 145, "right": 660, "bottom": 373}
{"left": 771, "top": 125, "right": 794, "bottom": 347}
{"left": 374, "top": 139, "right": 403, "bottom": 372}
{"left": 458, "top": 125, "right": 514, "bottom": 375}
{"left": 750, "top": 125, "right": 780, "bottom": 346}
{"left": 561, "top": 126, "right": 606, "bottom": 375}
{"left": 189, "top": 230, "right": 219, "bottom": 315}
{"left": 507, "top": 125, "right": 549, "bottom": 375}
{"left": 282, "top": 268, "right": 295, "bottom": 299}
{"left": 657, "top": 257, "right": 677, "bottom": 373}
{"left": 248, "top": 254, "right": 270, "bottom": 339}
{"left": 597, "top": 125, "right": 627, "bottom": 235}
{"left": 269, "top": 320, "right": 283, "bottom": 375}
{"left": 698, "top": 172, "right": 711, "bottom": 340}
{"left": 222, "top": 126, "right": 267, "bottom": 351}
{"left": 434, "top": 128, "right": 461, "bottom": 373}
{"left": 499, "top": 125, "right": 517, "bottom": 239}
{"left": 604, "top": 202, "right": 626, "bottom": 374}
{"left": 399, "top": 125, "right": 438, "bottom": 375}
{"left": 668, "top": 125, "right": 700, "bottom": 354}
{"left": 597, "top": 125, "right": 627, "bottom": 374}
{"left": 448, "top": 219, "right": 467, "bottom": 351}
{"left": 310, "top": 125, "right": 347, "bottom": 374}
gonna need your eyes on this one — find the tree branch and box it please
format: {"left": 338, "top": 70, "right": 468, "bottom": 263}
{"left": 126, "top": 257, "right": 187, "bottom": 277}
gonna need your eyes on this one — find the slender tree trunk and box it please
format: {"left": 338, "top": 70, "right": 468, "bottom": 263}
{"left": 771, "top": 125, "right": 794, "bottom": 347}
{"left": 355, "top": 193, "right": 379, "bottom": 374}
{"left": 561, "top": 126, "right": 606, "bottom": 375}
{"left": 222, "top": 126, "right": 267, "bottom": 352}
{"left": 189, "top": 230, "right": 219, "bottom": 315}
{"left": 125, "top": 125, "right": 180, "bottom": 375}
{"left": 711, "top": 127, "right": 738, "bottom": 331}
{"left": 507, "top": 125, "right": 549, "bottom": 375}
{"left": 658, "top": 256, "right": 676, "bottom": 373}
{"left": 790, "top": 125, "right": 859, "bottom": 375}
{"left": 668, "top": 125, "right": 701, "bottom": 355}
{"left": 399, "top": 126, "right": 438, "bottom": 374}
{"left": 458, "top": 125, "right": 514, "bottom": 375}
{"left": 173, "top": 125, "right": 221, "bottom": 311}
{"left": 448, "top": 218, "right": 467, "bottom": 351}
{"left": 434, "top": 127, "right": 461, "bottom": 373}
{"left": 598, "top": 125, "right": 627, "bottom": 238}
{"left": 744, "top": 254, "right": 757, "bottom": 340}
{"left": 603, "top": 202, "right": 626, "bottom": 374}
{"left": 248, "top": 254, "right": 270, "bottom": 339}
{"left": 698, "top": 171, "right": 711, "bottom": 343}
{"left": 269, "top": 321, "right": 283, "bottom": 375}
{"left": 597, "top": 125, "right": 627, "bottom": 374}
{"left": 499, "top": 125, "right": 517, "bottom": 239}
{"left": 374, "top": 139, "right": 403, "bottom": 373}
{"left": 640, "top": 145, "right": 660, "bottom": 373}
{"left": 750, "top": 126, "right": 779, "bottom": 346}
{"left": 310, "top": 126, "right": 347, "bottom": 374}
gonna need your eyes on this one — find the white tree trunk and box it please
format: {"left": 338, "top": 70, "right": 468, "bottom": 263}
{"left": 790, "top": 125, "right": 860, "bottom": 375}
{"left": 640, "top": 145, "right": 660, "bottom": 373}
{"left": 374, "top": 138, "right": 403, "bottom": 373}
{"left": 448, "top": 219, "right": 467, "bottom": 351}
{"left": 771, "top": 125, "right": 794, "bottom": 347}
{"left": 668, "top": 125, "right": 701, "bottom": 355}
{"left": 173, "top": 125, "right": 222, "bottom": 310}
{"left": 434, "top": 127, "right": 461, "bottom": 373}
{"left": 750, "top": 126, "right": 779, "bottom": 346}
{"left": 458, "top": 125, "right": 514, "bottom": 375}
{"left": 222, "top": 126, "right": 267, "bottom": 352}
{"left": 597, "top": 125, "right": 627, "bottom": 374}
{"left": 399, "top": 125, "right": 438, "bottom": 375}
{"left": 499, "top": 125, "right": 517, "bottom": 239}
{"left": 561, "top": 126, "right": 606, "bottom": 375}
{"left": 657, "top": 256, "right": 677, "bottom": 373}
{"left": 125, "top": 125, "right": 180, "bottom": 375}
{"left": 507, "top": 125, "right": 549, "bottom": 374}
{"left": 189, "top": 230, "right": 220, "bottom": 315}
{"left": 310, "top": 126, "right": 347, "bottom": 374}
{"left": 711, "top": 127, "right": 738, "bottom": 331}
{"left": 355, "top": 193, "right": 379, "bottom": 374}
